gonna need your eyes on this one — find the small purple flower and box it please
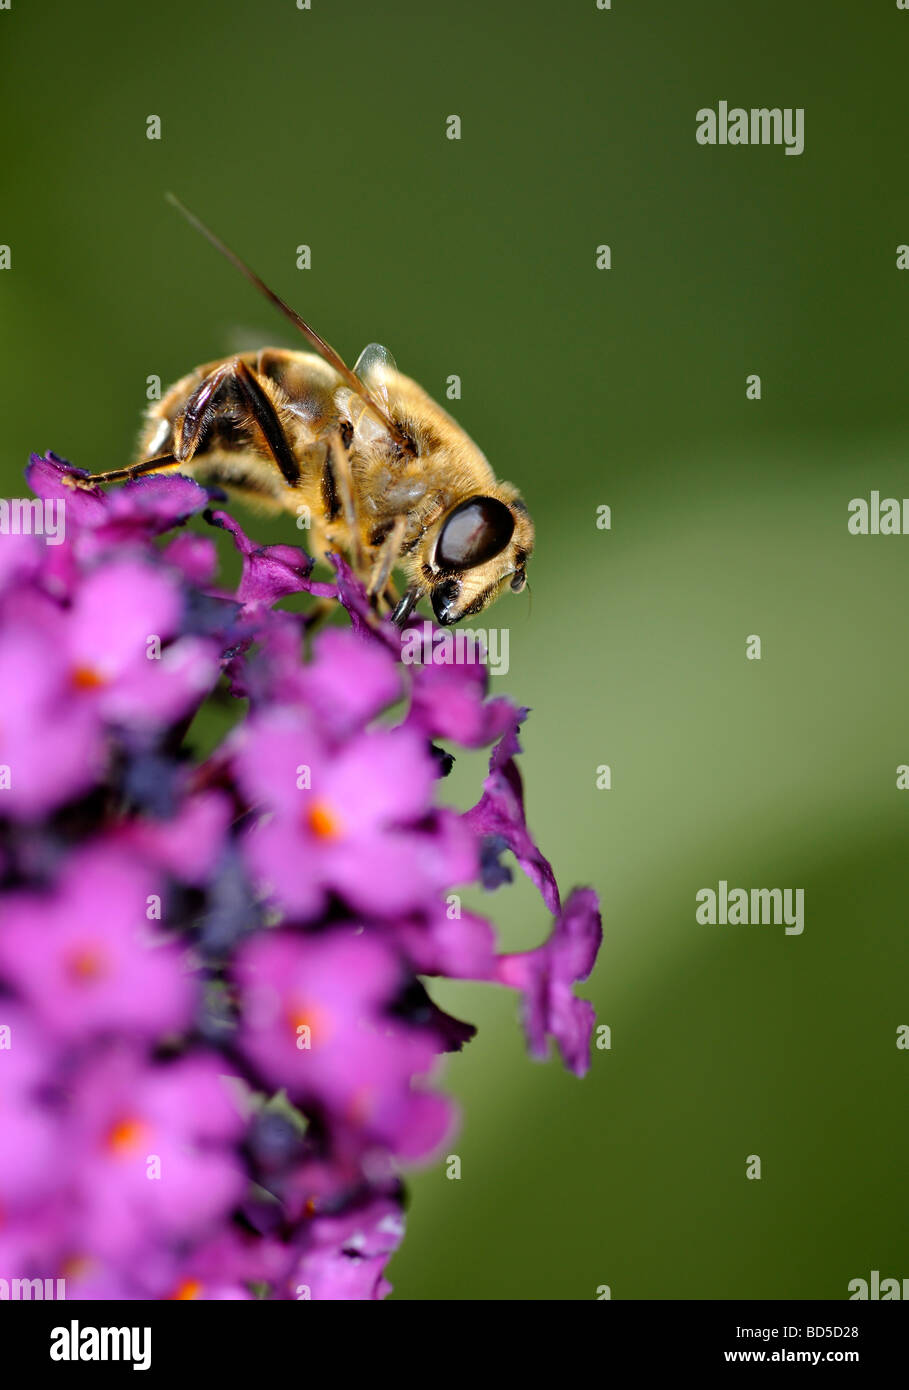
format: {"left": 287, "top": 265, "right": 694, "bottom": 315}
{"left": 232, "top": 708, "right": 464, "bottom": 919}
{"left": 0, "top": 558, "right": 220, "bottom": 820}
{"left": 63, "top": 1048, "right": 246, "bottom": 1260}
{"left": 63, "top": 557, "right": 220, "bottom": 729}
{"left": 0, "top": 844, "right": 196, "bottom": 1041}
{"left": 235, "top": 930, "right": 453, "bottom": 1160}
{"left": 0, "top": 610, "right": 102, "bottom": 816}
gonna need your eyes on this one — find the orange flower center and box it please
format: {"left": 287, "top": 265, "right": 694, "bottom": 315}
{"left": 59, "top": 1253, "right": 94, "bottom": 1281}
{"left": 170, "top": 1279, "right": 203, "bottom": 1300}
{"left": 287, "top": 1000, "right": 330, "bottom": 1049}
{"left": 70, "top": 664, "right": 107, "bottom": 690}
{"left": 104, "top": 1116, "right": 147, "bottom": 1156}
{"left": 64, "top": 944, "right": 108, "bottom": 982}
{"left": 305, "top": 799, "right": 342, "bottom": 840}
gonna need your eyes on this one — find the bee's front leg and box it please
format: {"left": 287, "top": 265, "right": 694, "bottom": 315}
{"left": 62, "top": 452, "right": 182, "bottom": 490}
{"left": 326, "top": 431, "right": 365, "bottom": 574}
{"left": 62, "top": 363, "right": 240, "bottom": 491}
{"left": 391, "top": 587, "right": 420, "bottom": 625}
{"left": 367, "top": 516, "right": 407, "bottom": 604}
{"left": 66, "top": 359, "right": 301, "bottom": 493}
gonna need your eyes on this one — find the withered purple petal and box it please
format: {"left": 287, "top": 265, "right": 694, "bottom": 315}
{"left": 464, "top": 710, "right": 561, "bottom": 915}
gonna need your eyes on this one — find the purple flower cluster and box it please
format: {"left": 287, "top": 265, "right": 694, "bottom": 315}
{"left": 0, "top": 454, "right": 601, "bottom": 1300}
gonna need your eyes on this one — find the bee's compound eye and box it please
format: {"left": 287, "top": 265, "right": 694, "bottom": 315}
{"left": 436, "top": 497, "right": 515, "bottom": 570}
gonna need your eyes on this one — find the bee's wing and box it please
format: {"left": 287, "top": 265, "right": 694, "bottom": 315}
{"left": 353, "top": 343, "right": 398, "bottom": 414}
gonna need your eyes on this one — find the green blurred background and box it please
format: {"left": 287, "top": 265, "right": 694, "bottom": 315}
{"left": 2, "top": 0, "right": 908, "bottom": 1299}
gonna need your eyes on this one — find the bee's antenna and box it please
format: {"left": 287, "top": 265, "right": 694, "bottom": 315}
{"left": 164, "top": 193, "right": 409, "bottom": 450}
{"left": 524, "top": 578, "right": 533, "bottom": 619}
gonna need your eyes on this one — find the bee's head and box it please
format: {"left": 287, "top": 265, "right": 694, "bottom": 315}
{"left": 416, "top": 487, "right": 534, "bottom": 625}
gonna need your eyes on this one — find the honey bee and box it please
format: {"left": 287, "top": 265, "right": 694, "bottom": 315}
{"left": 70, "top": 197, "right": 533, "bottom": 626}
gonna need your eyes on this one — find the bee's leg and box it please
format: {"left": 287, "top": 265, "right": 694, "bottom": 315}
{"left": 391, "top": 587, "right": 420, "bottom": 625}
{"left": 68, "top": 359, "right": 300, "bottom": 493}
{"left": 367, "top": 516, "right": 406, "bottom": 604}
{"left": 65, "top": 362, "right": 242, "bottom": 491}
{"left": 63, "top": 453, "right": 181, "bottom": 489}
{"left": 327, "top": 432, "right": 364, "bottom": 572}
